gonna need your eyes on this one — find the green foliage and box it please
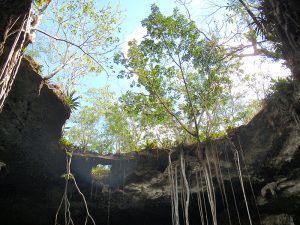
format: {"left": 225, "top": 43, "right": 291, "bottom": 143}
{"left": 31, "top": 0, "right": 122, "bottom": 87}
{"left": 142, "top": 139, "right": 158, "bottom": 150}
{"left": 65, "top": 90, "right": 80, "bottom": 111}
{"left": 59, "top": 137, "right": 73, "bottom": 148}
{"left": 62, "top": 3, "right": 277, "bottom": 154}
{"left": 238, "top": 99, "right": 263, "bottom": 123}
{"left": 91, "top": 165, "right": 110, "bottom": 176}
{"left": 115, "top": 4, "right": 242, "bottom": 141}
{"left": 225, "top": 0, "right": 283, "bottom": 60}
{"left": 268, "top": 78, "right": 292, "bottom": 96}
{"left": 35, "top": 0, "right": 48, "bottom": 8}
{"left": 65, "top": 86, "right": 140, "bottom": 153}
{"left": 120, "top": 91, "right": 172, "bottom": 127}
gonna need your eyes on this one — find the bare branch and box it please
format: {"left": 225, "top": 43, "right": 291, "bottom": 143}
{"left": 35, "top": 29, "right": 122, "bottom": 76}
{"left": 159, "top": 34, "right": 200, "bottom": 138}
{"left": 34, "top": 28, "right": 100, "bottom": 61}
{"left": 175, "top": 0, "right": 212, "bottom": 41}
{"left": 155, "top": 93, "right": 197, "bottom": 137}
{"left": 177, "top": 55, "right": 200, "bottom": 139}
{"left": 237, "top": 0, "right": 264, "bottom": 33}
{"left": 43, "top": 54, "right": 80, "bottom": 80}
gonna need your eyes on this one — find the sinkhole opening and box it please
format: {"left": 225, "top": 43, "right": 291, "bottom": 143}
{"left": 90, "top": 164, "right": 112, "bottom": 194}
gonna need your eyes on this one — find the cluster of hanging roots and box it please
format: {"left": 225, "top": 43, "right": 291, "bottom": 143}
{"left": 55, "top": 150, "right": 96, "bottom": 225}
{"left": 168, "top": 140, "right": 261, "bottom": 225}
{"left": 0, "top": 11, "right": 31, "bottom": 112}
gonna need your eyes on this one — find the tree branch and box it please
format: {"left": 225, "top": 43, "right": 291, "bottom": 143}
{"left": 135, "top": 68, "right": 196, "bottom": 137}
{"left": 175, "top": 0, "right": 211, "bottom": 41}
{"left": 155, "top": 93, "right": 197, "bottom": 137}
{"left": 159, "top": 34, "right": 200, "bottom": 139}
{"left": 238, "top": 0, "right": 264, "bottom": 33}
{"left": 43, "top": 54, "right": 80, "bottom": 80}
{"left": 38, "top": 0, "right": 52, "bottom": 14}
{"left": 34, "top": 28, "right": 102, "bottom": 66}
{"left": 177, "top": 56, "right": 200, "bottom": 140}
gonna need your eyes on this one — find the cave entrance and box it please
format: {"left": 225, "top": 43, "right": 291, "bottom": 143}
{"left": 90, "top": 164, "right": 111, "bottom": 196}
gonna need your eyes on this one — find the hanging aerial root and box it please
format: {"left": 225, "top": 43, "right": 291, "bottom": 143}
{"left": 237, "top": 138, "right": 262, "bottom": 225}
{"left": 224, "top": 146, "right": 242, "bottom": 225}
{"left": 55, "top": 150, "right": 96, "bottom": 225}
{"left": 180, "top": 149, "right": 190, "bottom": 225}
{"left": 196, "top": 168, "right": 206, "bottom": 225}
{"left": 204, "top": 145, "right": 218, "bottom": 225}
{"left": 229, "top": 140, "right": 253, "bottom": 225}
{"left": 168, "top": 150, "right": 179, "bottom": 225}
{"left": 212, "top": 143, "right": 232, "bottom": 225}
{"left": 0, "top": 12, "right": 30, "bottom": 111}
{"left": 167, "top": 140, "right": 258, "bottom": 225}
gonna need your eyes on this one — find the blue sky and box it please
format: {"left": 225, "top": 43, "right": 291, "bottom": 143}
{"left": 30, "top": 0, "right": 289, "bottom": 100}
{"left": 115, "top": 0, "right": 204, "bottom": 38}
{"left": 80, "top": 0, "right": 207, "bottom": 96}
{"left": 80, "top": 0, "right": 289, "bottom": 100}
{"left": 47, "top": 0, "right": 290, "bottom": 143}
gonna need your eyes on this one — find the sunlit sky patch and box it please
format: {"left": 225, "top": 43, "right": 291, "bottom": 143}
{"left": 78, "top": 0, "right": 289, "bottom": 100}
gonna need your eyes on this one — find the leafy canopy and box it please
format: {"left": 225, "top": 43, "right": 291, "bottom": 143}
{"left": 29, "top": 0, "right": 122, "bottom": 88}
{"left": 115, "top": 4, "right": 243, "bottom": 142}
{"left": 64, "top": 3, "right": 270, "bottom": 153}
{"left": 66, "top": 86, "right": 140, "bottom": 153}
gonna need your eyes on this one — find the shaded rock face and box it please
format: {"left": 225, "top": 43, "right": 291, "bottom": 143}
{"left": 263, "top": 0, "right": 300, "bottom": 80}
{"left": 0, "top": 62, "right": 299, "bottom": 225}
{"left": 262, "top": 214, "right": 295, "bottom": 225}
{"left": 71, "top": 82, "right": 300, "bottom": 224}
{"left": 3, "top": 59, "right": 299, "bottom": 225}
{"left": 0, "top": 1, "right": 299, "bottom": 225}
{"left": 0, "top": 57, "right": 70, "bottom": 225}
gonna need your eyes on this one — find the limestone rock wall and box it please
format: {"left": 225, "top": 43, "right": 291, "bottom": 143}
{"left": 0, "top": 56, "right": 70, "bottom": 225}
{"left": 71, "top": 81, "right": 300, "bottom": 224}
{"left": 0, "top": 0, "right": 300, "bottom": 224}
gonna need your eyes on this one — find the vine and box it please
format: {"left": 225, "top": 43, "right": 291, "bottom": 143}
{"left": 55, "top": 149, "right": 96, "bottom": 225}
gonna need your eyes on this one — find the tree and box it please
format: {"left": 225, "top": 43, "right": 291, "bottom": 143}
{"left": 115, "top": 4, "right": 244, "bottom": 142}
{"left": 66, "top": 86, "right": 141, "bottom": 153}
{"left": 220, "top": 0, "right": 283, "bottom": 59}
{"left": 120, "top": 90, "right": 178, "bottom": 146}
{"left": 28, "top": 0, "right": 122, "bottom": 87}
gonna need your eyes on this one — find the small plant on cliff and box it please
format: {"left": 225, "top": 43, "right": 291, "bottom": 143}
{"left": 65, "top": 90, "right": 80, "bottom": 111}
{"left": 59, "top": 137, "right": 72, "bottom": 148}
{"left": 267, "top": 78, "right": 292, "bottom": 97}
